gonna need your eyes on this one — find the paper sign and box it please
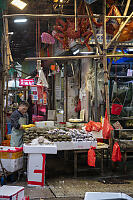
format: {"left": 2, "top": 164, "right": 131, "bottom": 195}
{"left": 127, "top": 69, "right": 133, "bottom": 76}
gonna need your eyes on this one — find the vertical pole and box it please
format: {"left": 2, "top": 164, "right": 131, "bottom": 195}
{"left": 94, "top": 59, "right": 98, "bottom": 122}
{"left": 74, "top": 0, "right": 77, "bottom": 32}
{"left": 103, "top": 0, "right": 110, "bottom": 118}
{"left": 65, "top": 65, "right": 68, "bottom": 122}
{"left": 2, "top": 16, "right": 10, "bottom": 140}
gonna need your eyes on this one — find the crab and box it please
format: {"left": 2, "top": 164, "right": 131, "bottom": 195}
{"left": 52, "top": 17, "right": 93, "bottom": 50}
{"left": 52, "top": 1, "right": 93, "bottom": 50}
{"left": 53, "top": 0, "right": 133, "bottom": 50}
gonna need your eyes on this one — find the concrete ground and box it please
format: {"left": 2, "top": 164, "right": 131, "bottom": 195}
{"left": 4, "top": 153, "right": 133, "bottom": 199}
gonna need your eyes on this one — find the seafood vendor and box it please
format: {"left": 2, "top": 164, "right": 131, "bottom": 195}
{"left": 10, "top": 101, "right": 29, "bottom": 147}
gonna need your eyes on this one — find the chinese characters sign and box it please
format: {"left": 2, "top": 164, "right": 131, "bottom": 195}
{"left": 19, "top": 79, "right": 34, "bottom": 86}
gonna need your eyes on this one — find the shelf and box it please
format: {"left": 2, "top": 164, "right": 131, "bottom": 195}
{"left": 114, "top": 129, "right": 133, "bottom": 131}
{"left": 111, "top": 117, "right": 133, "bottom": 120}
{"left": 110, "top": 76, "right": 133, "bottom": 78}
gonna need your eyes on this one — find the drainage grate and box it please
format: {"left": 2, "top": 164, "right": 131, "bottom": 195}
{"left": 98, "top": 177, "right": 130, "bottom": 184}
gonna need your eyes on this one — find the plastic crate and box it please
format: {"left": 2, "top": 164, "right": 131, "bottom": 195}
{"left": 2, "top": 140, "right": 10, "bottom": 146}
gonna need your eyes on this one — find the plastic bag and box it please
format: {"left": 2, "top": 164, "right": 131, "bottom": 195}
{"left": 102, "top": 110, "right": 114, "bottom": 139}
{"left": 22, "top": 197, "right": 30, "bottom": 200}
{"left": 88, "top": 147, "right": 96, "bottom": 167}
{"left": 112, "top": 142, "right": 122, "bottom": 162}
{"left": 75, "top": 99, "right": 81, "bottom": 112}
{"left": 85, "top": 121, "right": 102, "bottom": 132}
{"left": 111, "top": 103, "right": 123, "bottom": 115}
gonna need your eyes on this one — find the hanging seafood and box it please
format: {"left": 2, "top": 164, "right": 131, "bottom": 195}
{"left": 53, "top": 0, "right": 133, "bottom": 49}
{"left": 41, "top": 32, "right": 55, "bottom": 44}
{"left": 52, "top": 1, "right": 93, "bottom": 50}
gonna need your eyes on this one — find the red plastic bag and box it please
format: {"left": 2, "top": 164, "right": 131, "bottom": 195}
{"left": 88, "top": 147, "right": 96, "bottom": 167}
{"left": 102, "top": 110, "right": 114, "bottom": 139}
{"left": 85, "top": 121, "right": 102, "bottom": 132}
{"left": 91, "top": 121, "right": 102, "bottom": 132}
{"left": 112, "top": 142, "right": 122, "bottom": 162}
{"left": 75, "top": 99, "right": 81, "bottom": 112}
{"left": 22, "top": 197, "right": 30, "bottom": 200}
{"left": 111, "top": 103, "right": 123, "bottom": 115}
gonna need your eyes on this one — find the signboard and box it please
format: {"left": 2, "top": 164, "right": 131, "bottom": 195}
{"left": 19, "top": 79, "right": 34, "bottom": 86}
{"left": 31, "top": 86, "right": 38, "bottom": 101}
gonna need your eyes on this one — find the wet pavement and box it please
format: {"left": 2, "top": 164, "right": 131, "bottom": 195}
{"left": 4, "top": 154, "right": 133, "bottom": 199}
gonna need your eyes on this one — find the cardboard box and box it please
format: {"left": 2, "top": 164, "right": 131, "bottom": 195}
{"left": 0, "top": 185, "right": 24, "bottom": 200}
{"left": 48, "top": 110, "right": 56, "bottom": 121}
{"left": 84, "top": 192, "right": 133, "bottom": 200}
{"left": 23, "top": 143, "right": 57, "bottom": 154}
{"left": 0, "top": 146, "right": 23, "bottom": 172}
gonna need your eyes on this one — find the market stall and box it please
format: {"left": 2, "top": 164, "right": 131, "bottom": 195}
{"left": 20, "top": 119, "right": 111, "bottom": 185}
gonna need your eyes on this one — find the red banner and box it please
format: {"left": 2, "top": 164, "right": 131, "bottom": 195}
{"left": 19, "top": 79, "right": 34, "bottom": 86}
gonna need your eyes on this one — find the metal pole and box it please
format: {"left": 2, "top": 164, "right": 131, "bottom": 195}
{"left": 94, "top": 60, "right": 98, "bottom": 122}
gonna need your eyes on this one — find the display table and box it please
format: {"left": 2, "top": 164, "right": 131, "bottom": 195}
{"left": 23, "top": 141, "right": 98, "bottom": 185}
{"left": 73, "top": 144, "right": 109, "bottom": 177}
{"left": 23, "top": 143, "right": 57, "bottom": 187}
{"left": 55, "top": 140, "right": 97, "bottom": 151}
{"left": 121, "top": 148, "right": 133, "bottom": 174}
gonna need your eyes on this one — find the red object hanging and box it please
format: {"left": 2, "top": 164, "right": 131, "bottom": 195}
{"left": 75, "top": 99, "right": 81, "bottom": 112}
{"left": 88, "top": 147, "right": 96, "bottom": 167}
{"left": 102, "top": 110, "right": 114, "bottom": 139}
{"left": 111, "top": 104, "right": 123, "bottom": 115}
{"left": 112, "top": 142, "right": 122, "bottom": 162}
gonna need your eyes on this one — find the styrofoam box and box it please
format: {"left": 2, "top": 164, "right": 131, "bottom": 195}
{"left": 23, "top": 143, "right": 57, "bottom": 154}
{"left": 0, "top": 146, "right": 23, "bottom": 172}
{"left": 48, "top": 110, "right": 56, "bottom": 121}
{"left": 91, "top": 130, "right": 103, "bottom": 139}
{"left": 0, "top": 185, "right": 24, "bottom": 200}
{"left": 35, "top": 121, "right": 55, "bottom": 128}
{"left": 84, "top": 192, "right": 133, "bottom": 200}
{"left": 27, "top": 153, "right": 45, "bottom": 187}
{"left": 55, "top": 141, "right": 97, "bottom": 151}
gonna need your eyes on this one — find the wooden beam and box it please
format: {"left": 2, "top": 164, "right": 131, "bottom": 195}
{"left": 85, "top": 3, "right": 102, "bottom": 55}
{"left": 108, "top": 0, "right": 131, "bottom": 73}
{"left": 25, "top": 55, "right": 102, "bottom": 61}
